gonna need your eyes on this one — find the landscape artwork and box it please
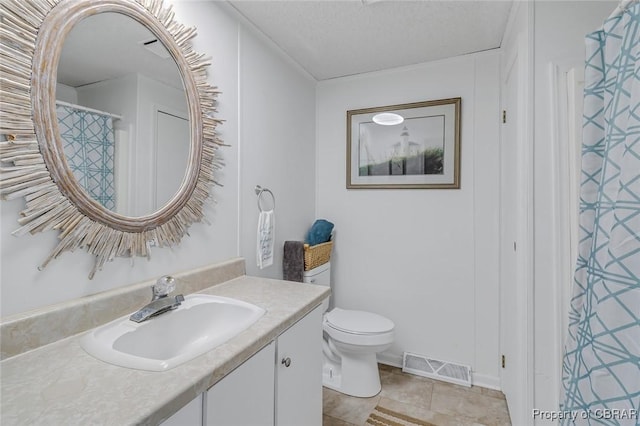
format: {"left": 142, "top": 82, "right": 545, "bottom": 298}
{"left": 357, "top": 115, "right": 445, "bottom": 177}
{"left": 347, "top": 98, "right": 461, "bottom": 189}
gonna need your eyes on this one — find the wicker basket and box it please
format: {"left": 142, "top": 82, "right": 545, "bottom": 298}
{"left": 303, "top": 241, "right": 333, "bottom": 271}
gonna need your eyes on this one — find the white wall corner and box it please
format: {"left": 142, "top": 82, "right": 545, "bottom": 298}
{"left": 472, "top": 372, "right": 502, "bottom": 391}
{"left": 377, "top": 351, "right": 404, "bottom": 369}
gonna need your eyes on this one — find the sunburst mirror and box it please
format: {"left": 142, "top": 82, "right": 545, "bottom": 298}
{"left": 0, "top": 0, "right": 223, "bottom": 278}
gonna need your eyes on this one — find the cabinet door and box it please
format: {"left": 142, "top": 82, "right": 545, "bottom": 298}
{"left": 206, "top": 342, "right": 275, "bottom": 426}
{"left": 276, "top": 306, "right": 323, "bottom": 426}
{"left": 161, "top": 393, "right": 203, "bottom": 426}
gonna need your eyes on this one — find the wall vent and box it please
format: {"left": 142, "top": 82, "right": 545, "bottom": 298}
{"left": 402, "top": 352, "right": 472, "bottom": 387}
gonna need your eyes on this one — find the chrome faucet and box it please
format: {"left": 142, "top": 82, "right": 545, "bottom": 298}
{"left": 152, "top": 275, "right": 177, "bottom": 301}
{"left": 129, "top": 276, "right": 185, "bottom": 323}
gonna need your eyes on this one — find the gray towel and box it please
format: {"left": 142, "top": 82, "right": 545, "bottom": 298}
{"left": 283, "top": 241, "right": 304, "bottom": 282}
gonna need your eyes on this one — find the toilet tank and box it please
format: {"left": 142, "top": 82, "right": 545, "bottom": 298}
{"left": 303, "top": 262, "right": 331, "bottom": 312}
{"left": 303, "top": 262, "right": 331, "bottom": 287}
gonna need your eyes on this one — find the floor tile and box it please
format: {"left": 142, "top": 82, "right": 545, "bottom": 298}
{"left": 430, "top": 382, "right": 511, "bottom": 426}
{"left": 323, "top": 414, "right": 358, "bottom": 426}
{"left": 377, "top": 397, "right": 486, "bottom": 426}
{"left": 477, "top": 386, "right": 508, "bottom": 400}
{"left": 379, "top": 369, "right": 434, "bottom": 409}
{"left": 322, "top": 365, "right": 511, "bottom": 426}
{"left": 322, "top": 387, "right": 381, "bottom": 425}
{"left": 378, "top": 363, "right": 397, "bottom": 373}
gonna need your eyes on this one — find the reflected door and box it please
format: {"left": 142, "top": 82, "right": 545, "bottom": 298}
{"left": 155, "top": 110, "right": 189, "bottom": 210}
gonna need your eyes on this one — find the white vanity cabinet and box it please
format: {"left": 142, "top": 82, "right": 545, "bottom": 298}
{"left": 162, "top": 394, "right": 204, "bottom": 426}
{"left": 205, "top": 304, "right": 323, "bottom": 426}
{"left": 275, "top": 305, "right": 322, "bottom": 426}
{"left": 206, "top": 342, "right": 276, "bottom": 426}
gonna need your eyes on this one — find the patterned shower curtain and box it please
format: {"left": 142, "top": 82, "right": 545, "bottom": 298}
{"left": 561, "top": 3, "right": 640, "bottom": 425}
{"left": 56, "top": 105, "right": 116, "bottom": 211}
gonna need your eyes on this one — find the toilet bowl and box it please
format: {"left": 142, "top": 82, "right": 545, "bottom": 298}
{"left": 302, "top": 262, "right": 395, "bottom": 397}
{"left": 322, "top": 308, "right": 394, "bottom": 397}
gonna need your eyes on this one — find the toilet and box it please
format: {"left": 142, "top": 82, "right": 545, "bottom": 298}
{"left": 303, "top": 262, "right": 394, "bottom": 398}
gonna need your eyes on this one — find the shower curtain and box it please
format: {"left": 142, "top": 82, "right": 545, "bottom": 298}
{"left": 561, "top": 3, "right": 640, "bottom": 425}
{"left": 56, "top": 105, "right": 116, "bottom": 210}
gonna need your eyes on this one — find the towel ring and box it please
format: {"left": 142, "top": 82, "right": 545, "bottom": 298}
{"left": 255, "top": 185, "right": 275, "bottom": 212}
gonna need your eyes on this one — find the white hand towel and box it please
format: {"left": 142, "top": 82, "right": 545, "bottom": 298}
{"left": 257, "top": 210, "right": 275, "bottom": 269}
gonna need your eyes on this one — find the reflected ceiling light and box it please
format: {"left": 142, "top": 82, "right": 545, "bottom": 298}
{"left": 372, "top": 112, "right": 404, "bottom": 126}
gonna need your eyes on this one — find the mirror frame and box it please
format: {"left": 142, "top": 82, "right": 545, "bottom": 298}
{"left": 0, "top": 0, "right": 222, "bottom": 278}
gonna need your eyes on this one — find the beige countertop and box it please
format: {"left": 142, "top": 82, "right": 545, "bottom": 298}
{"left": 0, "top": 275, "right": 330, "bottom": 425}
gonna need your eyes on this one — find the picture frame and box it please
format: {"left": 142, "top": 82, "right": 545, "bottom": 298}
{"left": 346, "top": 97, "right": 461, "bottom": 189}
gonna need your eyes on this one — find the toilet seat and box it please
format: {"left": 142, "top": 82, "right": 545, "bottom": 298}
{"left": 325, "top": 308, "right": 394, "bottom": 335}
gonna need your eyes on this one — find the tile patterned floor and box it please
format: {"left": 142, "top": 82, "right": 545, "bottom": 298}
{"left": 323, "top": 364, "right": 512, "bottom": 426}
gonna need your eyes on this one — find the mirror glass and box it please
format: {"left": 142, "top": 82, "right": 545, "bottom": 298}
{"left": 56, "top": 12, "right": 190, "bottom": 217}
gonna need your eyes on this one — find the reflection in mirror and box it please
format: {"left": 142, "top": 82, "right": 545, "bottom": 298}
{"left": 56, "top": 12, "right": 190, "bottom": 217}
{"left": 1, "top": 0, "right": 221, "bottom": 278}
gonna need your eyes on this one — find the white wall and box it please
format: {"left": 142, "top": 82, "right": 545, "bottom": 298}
{"left": 531, "top": 1, "right": 614, "bottom": 420}
{"left": 237, "top": 22, "right": 317, "bottom": 279}
{"left": 316, "top": 51, "right": 501, "bottom": 388}
{"left": 55, "top": 83, "right": 78, "bottom": 103}
{"left": 0, "top": 1, "right": 316, "bottom": 317}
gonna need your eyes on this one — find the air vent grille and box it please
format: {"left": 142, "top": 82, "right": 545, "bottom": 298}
{"left": 402, "top": 352, "right": 472, "bottom": 387}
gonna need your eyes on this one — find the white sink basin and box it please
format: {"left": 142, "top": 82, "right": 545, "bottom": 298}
{"left": 80, "top": 294, "right": 266, "bottom": 371}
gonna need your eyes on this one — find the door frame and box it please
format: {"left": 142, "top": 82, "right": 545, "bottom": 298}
{"left": 499, "top": 2, "right": 535, "bottom": 424}
{"left": 548, "top": 58, "right": 585, "bottom": 408}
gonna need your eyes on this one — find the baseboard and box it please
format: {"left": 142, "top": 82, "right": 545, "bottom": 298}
{"left": 470, "top": 372, "right": 501, "bottom": 391}
{"left": 377, "top": 351, "right": 403, "bottom": 368}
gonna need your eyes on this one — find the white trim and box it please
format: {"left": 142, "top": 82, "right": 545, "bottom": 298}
{"left": 498, "top": 2, "right": 535, "bottom": 424}
{"left": 549, "top": 61, "right": 573, "bottom": 410}
{"left": 548, "top": 59, "right": 585, "bottom": 410}
{"left": 472, "top": 373, "right": 501, "bottom": 391}
{"left": 549, "top": 62, "right": 569, "bottom": 410}
{"left": 566, "top": 68, "right": 584, "bottom": 274}
{"left": 472, "top": 54, "right": 478, "bottom": 395}
{"left": 523, "top": 4, "right": 535, "bottom": 424}
{"left": 236, "top": 23, "right": 243, "bottom": 258}
{"left": 500, "top": 0, "right": 522, "bottom": 49}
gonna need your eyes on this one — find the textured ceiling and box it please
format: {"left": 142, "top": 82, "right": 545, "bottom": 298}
{"left": 227, "top": 0, "right": 513, "bottom": 80}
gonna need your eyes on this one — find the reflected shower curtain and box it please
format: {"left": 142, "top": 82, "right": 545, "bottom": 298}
{"left": 562, "top": 3, "right": 640, "bottom": 425}
{"left": 56, "top": 105, "right": 116, "bottom": 210}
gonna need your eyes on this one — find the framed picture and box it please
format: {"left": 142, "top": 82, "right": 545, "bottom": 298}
{"left": 346, "top": 97, "right": 461, "bottom": 189}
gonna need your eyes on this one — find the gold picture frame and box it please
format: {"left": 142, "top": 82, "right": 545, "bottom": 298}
{"left": 347, "top": 98, "right": 461, "bottom": 189}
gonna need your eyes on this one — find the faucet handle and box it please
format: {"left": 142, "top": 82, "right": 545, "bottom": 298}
{"left": 153, "top": 276, "right": 176, "bottom": 299}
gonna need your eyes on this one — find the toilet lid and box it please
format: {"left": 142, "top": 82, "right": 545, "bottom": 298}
{"left": 325, "top": 308, "right": 394, "bottom": 334}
